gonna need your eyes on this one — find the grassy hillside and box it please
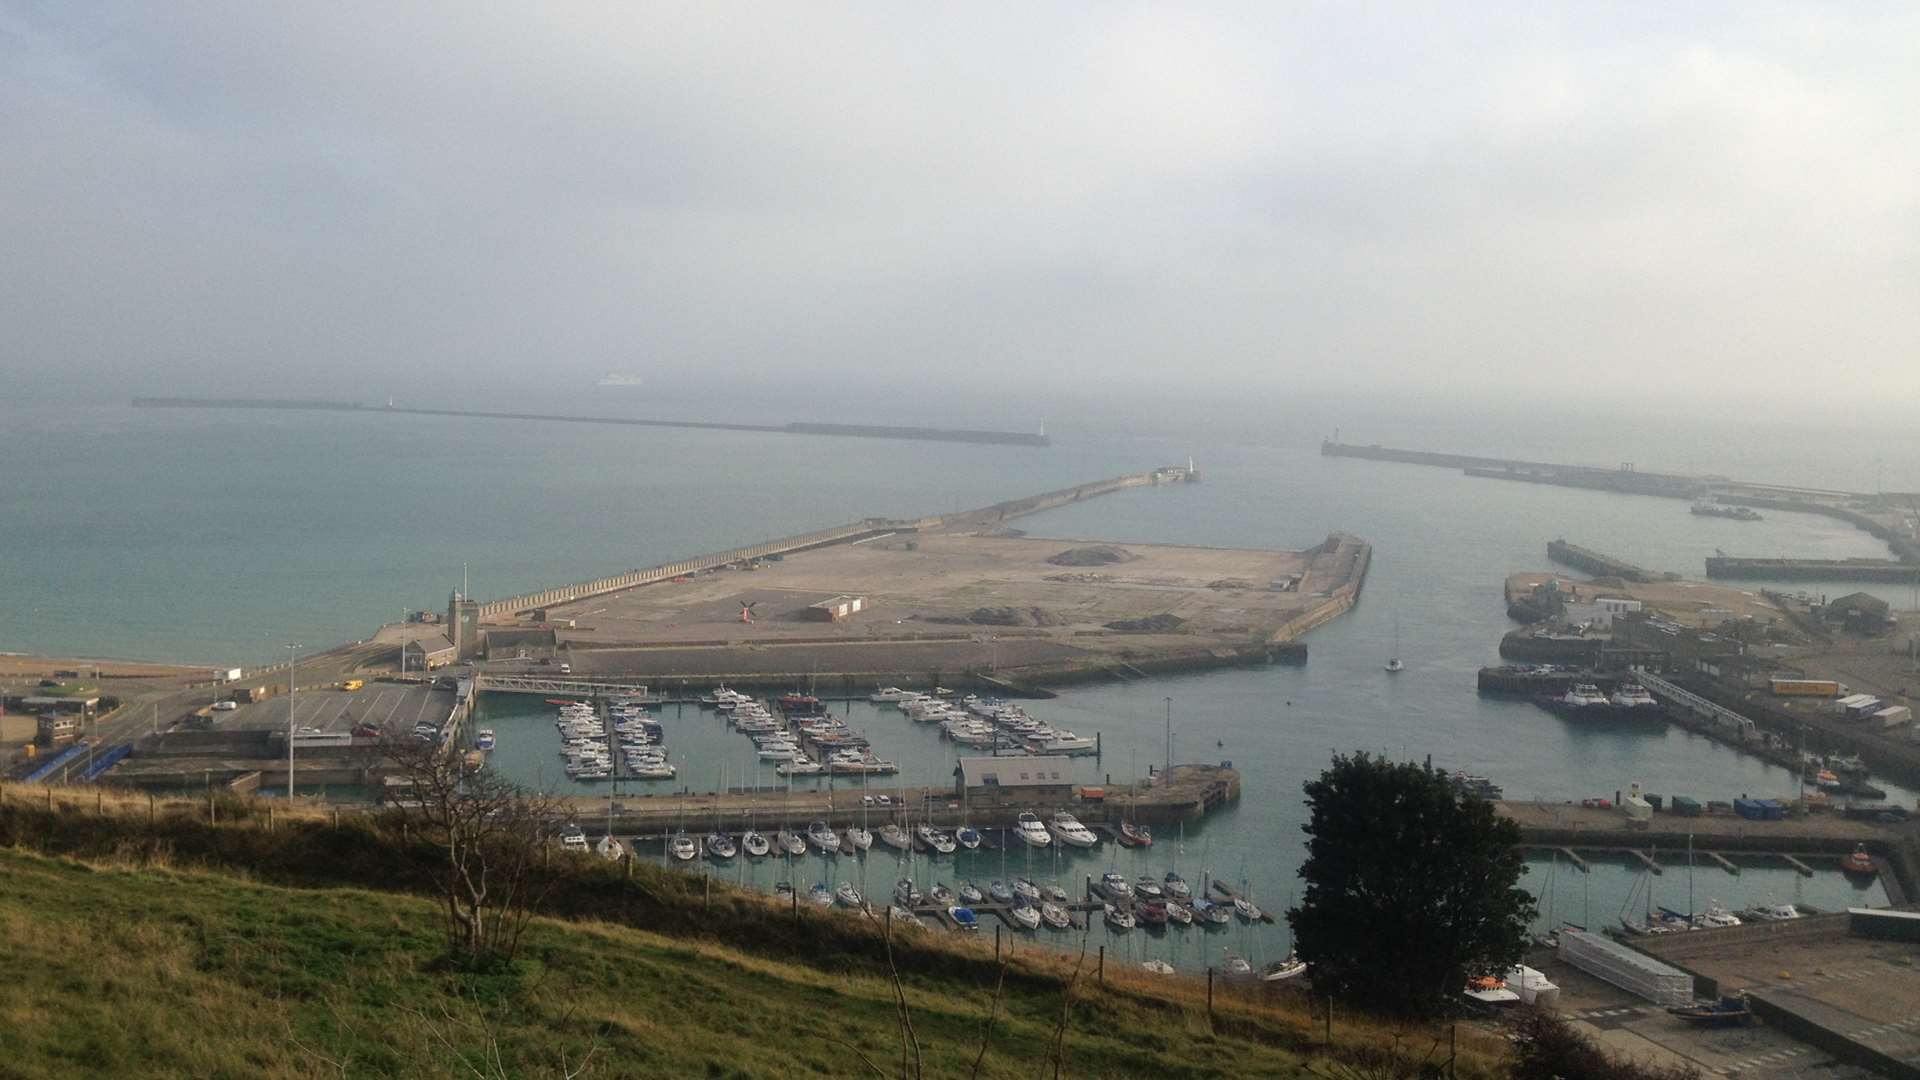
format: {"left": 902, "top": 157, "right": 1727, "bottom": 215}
{"left": 0, "top": 788, "right": 1517, "bottom": 1077}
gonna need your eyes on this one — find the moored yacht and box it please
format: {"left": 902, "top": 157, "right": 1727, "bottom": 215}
{"left": 1046, "top": 812, "right": 1099, "bottom": 848}
{"left": 1013, "top": 812, "right": 1053, "bottom": 848}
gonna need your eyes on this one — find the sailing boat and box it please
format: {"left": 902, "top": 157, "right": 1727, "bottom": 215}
{"left": 1385, "top": 609, "right": 1404, "bottom": 672}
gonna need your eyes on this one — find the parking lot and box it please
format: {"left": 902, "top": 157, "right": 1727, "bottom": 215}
{"left": 215, "top": 682, "right": 458, "bottom": 739}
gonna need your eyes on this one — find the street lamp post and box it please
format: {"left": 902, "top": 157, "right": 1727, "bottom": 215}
{"left": 285, "top": 642, "right": 300, "bottom": 798}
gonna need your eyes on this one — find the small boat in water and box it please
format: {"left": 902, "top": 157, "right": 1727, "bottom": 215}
{"left": 1039, "top": 901, "right": 1072, "bottom": 930}
{"left": 987, "top": 880, "right": 1014, "bottom": 905}
{"left": 1163, "top": 871, "right": 1192, "bottom": 900}
{"left": 958, "top": 881, "right": 984, "bottom": 905}
{"left": 670, "top": 832, "right": 698, "bottom": 861}
{"left": 776, "top": 829, "right": 807, "bottom": 857}
{"left": 1009, "top": 897, "right": 1041, "bottom": 931}
{"left": 1191, "top": 898, "right": 1232, "bottom": 927}
{"left": 1233, "top": 896, "right": 1263, "bottom": 922}
{"left": 1117, "top": 821, "right": 1152, "bottom": 847}
{"left": 1045, "top": 883, "right": 1069, "bottom": 903}
{"left": 1046, "top": 812, "right": 1099, "bottom": 848}
{"left": 1013, "top": 812, "right": 1053, "bottom": 848}
{"left": 595, "top": 834, "right": 624, "bottom": 861}
{"left": 806, "top": 821, "right": 842, "bottom": 854}
{"left": 894, "top": 878, "right": 923, "bottom": 907}
{"left": 741, "top": 830, "right": 771, "bottom": 857}
{"left": 928, "top": 883, "right": 955, "bottom": 905}
{"left": 844, "top": 825, "right": 873, "bottom": 852}
{"left": 834, "top": 882, "right": 864, "bottom": 909}
{"left": 1164, "top": 900, "right": 1194, "bottom": 926}
{"left": 1133, "top": 898, "right": 1169, "bottom": 926}
{"left": 809, "top": 883, "right": 834, "bottom": 907}
{"left": 1133, "top": 877, "right": 1164, "bottom": 901}
{"left": 878, "top": 823, "right": 912, "bottom": 851}
{"left": 705, "top": 832, "right": 737, "bottom": 860}
{"left": 955, "top": 826, "right": 983, "bottom": 850}
{"left": 1012, "top": 878, "right": 1041, "bottom": 903}
{"left": 1220, "top": 954, "right": 1255, "bottom": 980}
{"left": 559, "top": 824, "right": 589, "bottom": 853}
{"left": 474, "top": 728, "right": 496, "bottom": 751}
{"left": 1103, "top": 904, "right": 1136, "bottom": 931}
{"left": 1096, "top": 872, "right": 1134, "bottom": 903}
{"left": 1843, "top": 844, "right": 1877, "bottom": 877}
{"left": 1262, "top": 953, "right": 1308, "bottom": 982}
{"left": 948, "top": 906, "right": 979, "bottom": 930}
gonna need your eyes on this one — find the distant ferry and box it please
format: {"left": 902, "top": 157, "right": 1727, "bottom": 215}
{"left": 1691, "top": 502, "right": 1761, "bottom": 521}
{"left": 596, "top": 373, "right": 646, "bottom": 387}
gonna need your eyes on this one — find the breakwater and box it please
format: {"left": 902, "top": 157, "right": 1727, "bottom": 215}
{"left": 1546, "top": 539, "right": 1655, "bottom": 582}
{"left": 1706, "top": 556, "right": 1920, "bottom": 582}
{"left": 130, "top": 397, "right": 1049, "bottom": 447}
{"left": 479, "top": 466, "right": 1197, "bottom": 620}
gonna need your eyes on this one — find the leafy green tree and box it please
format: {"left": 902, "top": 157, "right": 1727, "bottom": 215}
{"left": 1288, "top": 753, "right": 1535, "bottom": 1017}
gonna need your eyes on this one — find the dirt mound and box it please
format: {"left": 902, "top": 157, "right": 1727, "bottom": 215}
{"left": 1103, "top": 613, "right": 1186, "bottom": 633}
{"left": 1046, "top": 545, "right": 1137, "bottom": 567}
{"left": 925, "top": 606, "right": 1066, "bottom": 627}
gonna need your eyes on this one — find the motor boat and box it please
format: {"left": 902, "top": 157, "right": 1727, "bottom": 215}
{"left": 868, "top": 687, "right": 911, "bottom": 703}
{"left": 1013, "top": 813, "right": 1053, "bottom": 848}
{"left": 1191, "top": 898, "right": 1232, "bottom": 927}
{"left": 1102, "top": 904, "right": 1135, "bottom": 931}
{"left": 559, "top": 824, "right": 589, "bottom": 853}
{"left": 670, "top": 832, "right": 698, "bottom": 861}
{"left": 1843, "top": 845, "right": 1877, "bottom": 876}
{"left": 1741, "top": 902, "right": 1802, "bottom": 922}
{"left": 474, "top": 729, "right": 496, "bottom": 750}
{"left": 1164, "top": 900, "right": 1194, "bottom": 926}
{"left": 806, "top": 821, "right": 842, "bottom": 854}
{"left": 1133, "top": 877, "right": 1164, "bottom": 900}
{"left": 928, "top": 883, "right": 955, "bottom": 905}
{"left": 1012, "top": 878, "right": 1041, "bottom": 903}
{"left": 955, "top": 826, "right": 983, "bottom": 850}
{"left": 957, "top": 881, "right": 984, "bottom": 905}
{"left": 1163, "top": 871, "right": 1192, "bottom": 900}
{"left": 1044, "top": 883, "right": 1068, "bottom": 903}
{"left": 1133, "top": 899, "right": 1169, "bottom": 927}
{"left": 914, "top": 824, "right": 956, "bottom": 855}
{"left": 1096, "top": 872, "right": 1134, "bottom": 902}
{"left": 1117, "top": 822, "right": 1152, "bottom": 847}
{"left": 1039, "top": 902, "right": 1072, "bottom": 930}
{"left": 834, "top": 882, "right": 864, "bottom": 909}
{"left": 1233, "top": 895, "right": 1263, "bottom": 922}
{"left": 1009, "top": 897, "right": 1041, "bottom": 931}
{"left": 1221, "top": 955, "right": 1256, "bottom": 981}
{"left": 1046, "top": 812, "right": 1098, "bottom": 848}
{"left": 741, "top": 830, "right": 770, "bottom": 857}
{"left": 1263, "top": 953, "right": 1309, "bottom": 982}
{"left": 948, "top": 906, "right": 979, "bottom": 931}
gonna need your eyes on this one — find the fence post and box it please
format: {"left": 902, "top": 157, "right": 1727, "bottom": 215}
{"left": 148, "top": 793, "right": 155, "bottom": 824}
{"left": 1206, "top": 968, "right": 1214, "bottom": 1025}
{"left": 1325, "top": 995, "right": 1332, "bottom": 1044}
{"left": 267, "top": 805, "right": 274, "bottom": 832}
{"left": 995, "top": 924, "right": 1001, "bottom": 962}
{"left": 332, "top": 808, "right": 339, "bottom": 829}
{"left": 1097, "top": 945, "right": 1104, "bottom": 982}
{"left": 96, "top": 789, "right": 103, "bottom": 815}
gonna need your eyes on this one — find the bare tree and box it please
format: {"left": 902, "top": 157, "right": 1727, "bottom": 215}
{"left": 385, "top": 740, "right": 567, "bottom": 965}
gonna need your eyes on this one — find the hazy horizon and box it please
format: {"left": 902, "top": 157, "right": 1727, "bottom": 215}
{"left": 4, "top": 4, "right": 1918, "bottom": 418}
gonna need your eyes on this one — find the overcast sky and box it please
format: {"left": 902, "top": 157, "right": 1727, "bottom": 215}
{"left": 3, "top": 3, "right": 1916, "bottom": 413}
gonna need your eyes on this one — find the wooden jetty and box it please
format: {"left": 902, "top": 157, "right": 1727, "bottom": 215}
{"left": 1558, "top": 847, "right": 1590, "bottom": 873}
{"left": 1629, "top": 849, "right": 1663, "bottom": 874}
{"left": 1781, "top": 854, "right": 1814, "bottom": 877}
{"left": 1702, "top": 850, "right": 1739, "bottom": 875}
{"left": 1208, "top": 879, "right": 1279, "bottom": 924}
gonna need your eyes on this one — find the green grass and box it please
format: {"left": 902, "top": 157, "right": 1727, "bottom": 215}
{"left": 0, "top": 848, "right": 1347, "bottom": 1078}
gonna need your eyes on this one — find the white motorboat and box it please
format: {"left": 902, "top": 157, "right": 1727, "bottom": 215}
{"left": 1233, "top": 896, "right": 1263, "bottom": 922}
{"left": 1610, "top": 683, "right": 1659, "bottom": 709}
{"left": 1164, "top": 900, "right": 1194, "bottom": 926}
{"left": 1013, "top": 812, "right": 1052, "bottom": 848}
{"left": 1046, "top": 812, "right": 1098, "bottom": 848}
{"left": 1103, "top": 904, "right": 1135, "bottom": 931}
{"left": 806, "top": 821, "right": 842, "bottom": 854}
{"left": 868, "top": 687, "right": 911, "bottom": 703}
{"left": 1262, "top": 953, "right": 1308, "bottom": 982}
{"left": 669, "top": 833, "right": 698, "bottom": 861}
{"left": 1009, "top": 898, "right": 1041, "bottom": 931}
{"left": 1221, "top": 954, "right": 1255, "bottom": 980}
{"left": 775, "top": 759, "right": 824, "bottom": 776}
{"left": 1096, "top": 872, "right": 1134, "bottom": 902}
{"left": 915, "top": 824, "right": 955, "bottom": 855}
{"left": 559, "top": 824, "right": 588, "bottom": 853}
{"left": 1039, "top": 902, "right": 1072, "bottom": 930}
{"left": 1691, "top": 901, "right": 1742, "bottom": 930}
{"left": 1742, "top": 902, "right": 1802, "bottom": 922}
{"left": 1012, "top": 878, "right": 1041, "bottom": 903}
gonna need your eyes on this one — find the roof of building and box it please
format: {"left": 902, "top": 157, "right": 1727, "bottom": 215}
{"left": 956, "top": 755, "right": 1075, "bottom": 788}
{"left": 405, "top": 635, "right": 457, "bottom": 656}
{"left": 809, "top": 594, "right": 866, "bottom": 609}
{"left": 1828, "top": 592, "right": 1891, "bottom": 616}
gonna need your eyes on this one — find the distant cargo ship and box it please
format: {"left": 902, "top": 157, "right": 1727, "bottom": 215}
{"left": 1691, "top": 502, "right": 1761, "bottom": 521}
{"left": 597, "top": 374, "right": 646, "bottom": 387}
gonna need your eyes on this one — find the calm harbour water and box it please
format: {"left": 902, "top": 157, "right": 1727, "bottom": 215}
{"left": 3, "top": 392, "right": 1909, "bottom": 970}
